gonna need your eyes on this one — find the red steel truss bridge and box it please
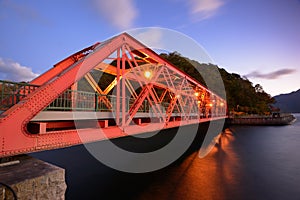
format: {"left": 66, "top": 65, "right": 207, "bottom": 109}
{"left": 0, "top": 33, "right": 227, "bottom": 157}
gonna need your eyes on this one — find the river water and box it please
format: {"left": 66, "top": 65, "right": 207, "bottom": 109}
{"left": 32, "top": 114, "right": 300, "bottom": 200}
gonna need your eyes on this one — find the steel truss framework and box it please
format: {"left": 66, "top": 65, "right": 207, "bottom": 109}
{"left": 0, "top": 33, "right": 226, "bottom": 157}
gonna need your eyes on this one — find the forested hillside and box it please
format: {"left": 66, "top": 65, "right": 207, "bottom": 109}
{"left": 160, "top": 52, "right": 275, "bottom": 114}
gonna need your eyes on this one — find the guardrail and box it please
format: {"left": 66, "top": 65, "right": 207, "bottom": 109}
{"left": 0, "top": 80, "right": 39, "bottom": 111}
{"left": 46, "top": 90, "right": 159, "bottom": 113}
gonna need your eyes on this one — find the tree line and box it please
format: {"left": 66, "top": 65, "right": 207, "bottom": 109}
{"left": 160, "top": 52, "right": 275, "bottom": 115}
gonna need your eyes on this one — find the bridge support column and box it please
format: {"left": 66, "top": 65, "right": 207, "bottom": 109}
{"left": 27, "top": 122, "right": 47, "bottom": 134}
{"left": 98, "top": 120, "right": 108, "bottom": 128}
{"left": 133, "top": 118, "right": 142, "bottom": 125}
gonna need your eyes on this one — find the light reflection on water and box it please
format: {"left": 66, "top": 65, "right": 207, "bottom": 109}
{"left": 136, "top": 114, "right": 300, "bottom": 200}
{"left": 135, "top": 129, "right": 243, "bottom": 200}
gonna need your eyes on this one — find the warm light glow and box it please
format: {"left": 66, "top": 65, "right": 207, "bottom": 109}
{"left": 201, "top": 93, "right": 205, "bottom": 99}
{"left": 220, "top": 102, "right": 224, "bottom": 107}
{"left": 176, "top": 94, "right": 181, "bottom": 98}
{"left": 194, "top": 92, "right": 199, "bottom": 97}
{"left": 197, "top": 100, "right": 201, "bottom": 104}
{"left": 144, "top": 71, "right": 151, "bottom": 79}
{"left": 208, "top": 103, "right": 213, "bottom": 107}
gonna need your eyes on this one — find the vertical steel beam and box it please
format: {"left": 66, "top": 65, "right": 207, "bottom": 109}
{"left": 116, "top": 48, "right": 121, "bottom": 125}
{"left": 121, "top": 45, "right": 126, "bottom": 127}
{"left": 71, "top": 83, "right": 78, "bottom": 109}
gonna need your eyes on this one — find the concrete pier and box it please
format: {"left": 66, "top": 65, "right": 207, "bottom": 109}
{"left": 0, "top": 155, "right": 66, "bottom": 200}
{"left": 227, "top": 114, "right": 296, "bottom": 125}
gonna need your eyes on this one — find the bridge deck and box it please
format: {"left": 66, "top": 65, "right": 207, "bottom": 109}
{"left": 31, "top": 111, "right": 199, "bottom": 121}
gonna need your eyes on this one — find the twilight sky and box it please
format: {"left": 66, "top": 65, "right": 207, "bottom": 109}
{"left": 0, "top": 0, "right": 299, "bottom": 96}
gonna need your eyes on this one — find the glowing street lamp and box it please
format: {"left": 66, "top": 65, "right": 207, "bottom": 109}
{"left": 144, "top": 71, "right": 152, "bottom": 79}
{"left": 194, "top": 92, "right": 199, "bottom": 97}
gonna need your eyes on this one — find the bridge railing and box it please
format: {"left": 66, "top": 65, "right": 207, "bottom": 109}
{"left": 45, "top": 90, "right": 153, "bottom": 113}
{"left": 0, "top": 80, "right": 39, "bottom": 111}
{"left": 44, "top": 90, "right": 202, "bottom": 115}
{"left": 46, "top": 90, "right": 95, "bottom": 111}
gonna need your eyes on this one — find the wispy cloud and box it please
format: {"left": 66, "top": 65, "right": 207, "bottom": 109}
{"left": 93, "top": 0, "right": 138, "bottom": 30}
{"left": 132, "top": 28, "right": 164, "bottom": 49}
{"left": 189, "top": 0, "right": 225, "bottom": 21}
{"left": 0, "top": 58, "right": 39, "bottom": 82}
{"left": 245, "top": 69, "right": 297, "bottom": 80}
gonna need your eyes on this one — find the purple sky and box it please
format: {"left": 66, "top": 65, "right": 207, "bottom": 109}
{"left": 0, "top": 0, "right": 299, "bottom": 96}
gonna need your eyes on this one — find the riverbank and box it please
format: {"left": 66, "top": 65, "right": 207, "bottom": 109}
{"left": 227, "top": 113, "right": 296, "bottom": 126}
